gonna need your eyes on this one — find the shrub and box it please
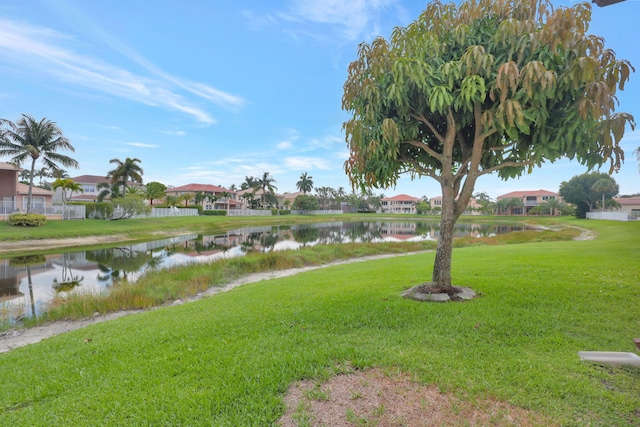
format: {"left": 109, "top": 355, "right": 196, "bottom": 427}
{"left": 8, "top": 213, "right": 46, "bottom": 227}
{"left": 188, "top": 204, "right": 203, "bottom": 215}
{"left": 84, "top": 202, "right": 114, "bottom": 220}
{"left": 292, "top": 195, "right": 319, "bottom": 210}
{"left": 202, "top": 210, "right": 227, "bottom": 216}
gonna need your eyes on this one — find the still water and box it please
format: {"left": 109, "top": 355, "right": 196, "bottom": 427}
{"left": 0, "top": 221, "right": 526, "bottom": 319}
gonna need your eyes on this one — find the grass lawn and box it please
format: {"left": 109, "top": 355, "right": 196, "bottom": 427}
{"left": 0, "top": 218, "right": 638, "bottom": 425}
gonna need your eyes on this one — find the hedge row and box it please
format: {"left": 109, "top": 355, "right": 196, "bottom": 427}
{"left": 8, "top": 213, "right": 47, "bottom": 227}
{"left": 202, "top": 210, "right": 227, "bottom": 216}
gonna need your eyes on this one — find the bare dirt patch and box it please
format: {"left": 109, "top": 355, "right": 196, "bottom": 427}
{"left": 279, "top": 368, "right": 554, "bottom": 427}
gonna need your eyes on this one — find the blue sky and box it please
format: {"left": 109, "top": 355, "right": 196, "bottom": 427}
{"left": 1, "top": 0, "right": 638, "bottom": 200}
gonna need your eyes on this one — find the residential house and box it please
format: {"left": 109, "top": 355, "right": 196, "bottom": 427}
{"left": 380, "top": 194, "right": 420, "bottom": 214}
{"left": 166, "top": 183, "right": 239, "bottom": 210}
{"left": 429, "top": 196, "right": 482, "bottom": 215}
{"left": 614, "top": 197, "right": 640, "bottom": 219}
{"left": 496, "top": 189, "right": 561, "bottom": 215}
{"left": 236, "top": 188, "right": 284, "bottom": 210}
{"left": 1, "top": 162, "right": 54, "bottom": 216}
{"left": 52, "top": 175, "right": 145, "bottom": 203}
{"left": 282, "top": 192, "right": 304, "bottom": 209}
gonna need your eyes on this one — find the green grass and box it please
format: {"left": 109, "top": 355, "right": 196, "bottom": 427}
{"left": 0, "top": 218, "right": 639, "bottom": 425}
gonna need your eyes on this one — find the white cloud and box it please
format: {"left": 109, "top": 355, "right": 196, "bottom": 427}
{"left": 124, "top": 142, "right": 158, "bottom": 148}
{"left": 161, "top": 130, "right": 186, "bottom": 136}
{"left": 285, "top": 156, "right": 331, "bottom": 170}
{"left": 0, "top": 18, "right": 245, "bottom": 124}
{"left": 277, "top": 140, "right": 293, "bottom": 149}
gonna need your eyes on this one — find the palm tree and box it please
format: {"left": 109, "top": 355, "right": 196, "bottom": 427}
{"left": 180, "top": 193, "right": 194, "bottom": 207}
{"left": 0, "top": 115, "right": 78, "bottom": 213}
{"left": 97, "top": 182, "right": 123, "bottom": 202}
{"left": 258, "top": 172, "right": 278, "bottom": 209}
{"left": 591, "top": 178, "right": 618, "bottom": 211}
{"left": 35, "top": 166, "right": 50, "bottom": 186}
{"left": 52, "top": 178, "right": 83, "bottom": 220}
{"left": 495, "top": 197, "right": 524, "bottom": 215}
{"left": 107, "top": 157, "right": 143, "bottom": 190}
{"left": 296, "top": 172, "right": 314, "bottom": 194}
{"left": 635, "top": 147, "right": 640, "bottom": 172}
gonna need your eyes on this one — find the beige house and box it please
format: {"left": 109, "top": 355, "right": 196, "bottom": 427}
{"left": 380, "top": 194, "right": 420, "bottom": 214}
{"left": 614, "top": 197, "right": 640, "bottom": 218}
{"left": 166, "top": 183, "right": 239, "bottom": 210}
{"left": 1, "top": 162, "right": 54, "bottom": 217}
{"left": 429, "top": 196, "right": 482, "bottom": 215}
{"left": 496, "top": 190, "right": 561, "bottom": 215}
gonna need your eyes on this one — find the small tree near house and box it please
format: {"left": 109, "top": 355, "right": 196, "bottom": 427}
{"left": 342, "top": 0, "right": 634, "bottom": 295}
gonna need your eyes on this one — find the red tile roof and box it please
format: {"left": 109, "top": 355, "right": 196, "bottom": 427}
{"left": 167, "top": 183, "right": 232, "bottom": 193}
{"left": 71, "top": 175, "right": 110, "bottom": 184}
{"left": 16, "top": 183, "right": 53, "bottom": 196}
{"left": 381, "top": 194, "right": 420, "bottom": 202}
{"left": 615, "top": 197, "right": 640, "bottom": 205}
{"left": 497, "top": 189, "right": 557, "bottom": 199}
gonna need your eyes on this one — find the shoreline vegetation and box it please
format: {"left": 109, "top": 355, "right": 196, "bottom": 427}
{"left": 1, "top": 216, "right": 639, "bottom": 425}
{"left": 2, "top": 215, "right": 577, "bottom": 330}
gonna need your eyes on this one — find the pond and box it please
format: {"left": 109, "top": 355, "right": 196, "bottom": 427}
{"left": 0, "top": 221, "right": 528, "bottom": 320}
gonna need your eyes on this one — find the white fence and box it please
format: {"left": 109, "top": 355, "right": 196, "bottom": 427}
{"left": 586, "top": 211, "right": 634, "bottom": 222}
{"left": 112, "top": 207, "right": 200, "bottom": 219}
{"left": 1, "top": 202, "right": 85, "bottom": 220}
{"left": 226, "top": 209, "right": 272, "bottom": 216}
{"left": 290, "top": 210, "right": 344, "bottom": 215}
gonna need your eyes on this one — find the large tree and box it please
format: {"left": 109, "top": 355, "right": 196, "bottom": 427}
{"left": 145, "top": 181, "right": 167, "bottom": 206}
{"left": 0, "top": 115, "right": 79, "bottom": 213}
{"left": 107, "top": 157, "right": 143, "bottom": 190}
{"left": 559, "top": 172, "right": 619, "bottom": 217}
{"left": 342, "top": 0, "right": 634, "bottom": 293}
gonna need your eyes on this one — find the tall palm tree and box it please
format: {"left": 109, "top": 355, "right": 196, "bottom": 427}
{"left": 258, "top": 172, "right": 277, "bottom": 209}
{"left": 0, "top": 115, "right": 78, "bottom": 213}
{"left": 296, "top": 172, "right": 314, "bottom": 194}
{"left": 107, "top": 157, "right": 143, "bottom": 190}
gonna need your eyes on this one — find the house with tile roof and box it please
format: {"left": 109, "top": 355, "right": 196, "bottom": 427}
{"left": 380, "top": 194, "right": 420, "bottom": 214}
{"left": 429, "top": 196, "right": 482, "bottom": 215}
{"left": 52, "top": 175, "right": 145, "bottom": 203}
{"left": 166, "top": 183, "right": 239, "bottom": 211}
{"left": 614, "top": 197, "right": 640, "bottom": 219}
{"left": 1, "top": 162, "right": 54, "bottom": 217}
{"left": 496, "top": 189, "right": 561, "bottom": 215}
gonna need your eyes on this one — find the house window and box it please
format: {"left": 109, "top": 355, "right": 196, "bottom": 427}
{"left": 82, "top": 185, "right": 96, "bottom": 193}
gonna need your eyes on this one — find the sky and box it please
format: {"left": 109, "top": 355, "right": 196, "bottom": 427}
{"left": 0, "top": 0, "right": 638, "bottom": 200}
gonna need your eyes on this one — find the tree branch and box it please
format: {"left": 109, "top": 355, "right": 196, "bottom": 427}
{"left": 478, "top": 159, "right": 535, "bottom": 176}
{"left": 409, "top": 111, "right": 444, "bottom": 144}
{"left": 400, "top": 156, "right": 441, "bottom": 181}
{"left": 405, "top": 140, "right": 444, "bottom": 161}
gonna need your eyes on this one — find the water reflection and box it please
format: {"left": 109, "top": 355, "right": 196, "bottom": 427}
{"left": 0, "top": 221, "right": 527, "bottom": 320}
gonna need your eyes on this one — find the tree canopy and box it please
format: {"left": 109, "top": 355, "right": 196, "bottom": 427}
{"left": 559, "top": 172, "right": 619, "bottom": 217}
{"left": 0, "top": 115, "right": 78, "bottom": 213}
{"left": 296, "top": 172, "right": 314, "bottom": 194}
{"left": 342, "top": 0, "right": 634, "bottom": 291}
{"left": 107, "top": 157, "right": 144, "bottom": 189}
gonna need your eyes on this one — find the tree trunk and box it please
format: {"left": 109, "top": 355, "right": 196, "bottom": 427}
{"left": 26, "top": 159, "right": 37, "bottom": 214}
{"left": 431, "top": 186, "right": 456, "bottom": 291}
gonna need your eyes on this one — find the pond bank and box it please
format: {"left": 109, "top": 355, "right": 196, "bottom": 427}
{"left": 0, "top": 251, "right": 422, "bottom": 353}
